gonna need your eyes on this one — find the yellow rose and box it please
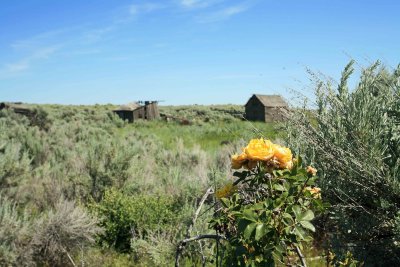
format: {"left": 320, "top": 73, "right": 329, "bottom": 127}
{"left": 231, "top": 153, "right": 247, "bottom": 169}
{"left": 284, "top": 160, "right": 293, "bottom": 170}
{"left": 305, "top": 186, "right": 322, "bottom": 199}
{"left": 306, "top": 166, "right": 317, "bottom": 176}
{"left": 273, "top": 144, "right": 293, "bottom": 169}
{"left": 244, "top": 138, "right": 275, "bottom": 161}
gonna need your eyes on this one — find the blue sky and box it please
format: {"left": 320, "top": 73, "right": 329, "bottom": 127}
{"left": 0, "top": 0, "right": 399, "bottom": 105}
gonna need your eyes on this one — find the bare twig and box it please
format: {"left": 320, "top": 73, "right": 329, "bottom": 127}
{"left": 295, "top": 245, "right": 307, "bottom": 267}
{"left": 61, "top": 246, "right": 77, "bottom": 267}
{"left": 175, "top": 187, "right": 214, "bottom": 267}
{"left": 185, "top": 187, "right": 213, "bottom": 239}
{"left": 198, "top": 241, "right": 206, "bottom": 267}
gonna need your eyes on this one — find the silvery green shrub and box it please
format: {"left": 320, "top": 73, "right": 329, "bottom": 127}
{"left": 288, "top": 61, "right": 400, "bottom": 264}
{"left": 0, "top": 196, "right": 33, "bottom": 266}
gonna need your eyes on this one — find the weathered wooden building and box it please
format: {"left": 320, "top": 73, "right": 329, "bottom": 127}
{"left": 244, "top": 94, "right": 288, "bottom": 122}
{"left": 0, "top": 102, "right": 35, "bottom": 117}
{"left": 113, "top": 101, "right": 160, "bottom": 123}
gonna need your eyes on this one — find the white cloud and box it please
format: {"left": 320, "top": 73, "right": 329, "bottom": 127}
{"left": 223, "top": 5, "right": 247, "bottom": 16}
{"left": 10, "top": 27, "right": 81, "bottom": 51}
{"left": 83, "top": 26, "right": 114, "bottom": 43}
{"left": 31, "top": 46, "right": 59, "bottom": 59}
{"left": 181, "top": 0, "right": 200, "bottom": 7}
{"left": 66, "top": 49, "right": 101, "bottom": 56}
{"left": 180, "top": 0, "right": 224, "bottom": 9}
{"left": 2, "top": 46, "right": 60, "bottom": 74}
{"left": 129, "top": 2, "right": 165, "bottom": 16}
{"left": 5, "top": 61, "right": 29, "bottom": 72}
{"left": 178, "top": 0, "right": 258, "bottom": 23}
{"left": 196, "top": 4, "right": 250, "bottom": 23}
{"left": 2, "top": 2, "right": 168, "bottom": 77}
{"left": 141, "top": 3, "right": 165, "bottom": 12}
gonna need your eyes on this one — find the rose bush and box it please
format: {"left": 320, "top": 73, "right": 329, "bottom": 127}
{"left": 210, "top": 138, "right": 325, "bottom": 266}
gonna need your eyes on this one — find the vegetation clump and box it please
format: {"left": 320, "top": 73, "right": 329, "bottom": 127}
{"left": 210, "top": 138, "right": 325, "bottom": 266}
{"left": 2, "top": 61, "right": 398, "bottom": 265}
{"left": 91, "top": 188, "right": 178, "bottom": 253}
{"left": 288, "top": 60, "right": 400, "bottom": 265}
{"left": 1, "top": 103, "right": 279, "bottom": 265}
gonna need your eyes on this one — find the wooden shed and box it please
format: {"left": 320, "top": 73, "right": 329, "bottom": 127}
{"left": 113, "top": 101, "right": 160, "bottom": 123}
{"left": 142, "top": 101, "right": 160, "bottom": 120}
{"left": 0, "top": 102, "right": 35, "bottom": 117}
{"left": 245, "top": 94, "right": 288, "bottom": 122}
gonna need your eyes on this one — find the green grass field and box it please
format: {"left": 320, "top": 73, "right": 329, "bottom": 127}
{"left": 116, "top": 119, "right": 283, "bottom": 152}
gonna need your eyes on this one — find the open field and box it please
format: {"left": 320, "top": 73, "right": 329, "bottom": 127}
{"left": 2, "top": 0, "right": 399, "bottom": 265}
{"left": 0, "top": 103, "right": 284, "bottom": 266}
{"left": 1, "top": 61, "right": 399, "bottom": 267}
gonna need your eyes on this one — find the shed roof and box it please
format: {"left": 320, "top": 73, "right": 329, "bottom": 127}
{"left": 0, "top": 102, "right": 31, "bottom": 110}
{"left": 246, "top": 94, "right": 288, "bottom": 107}
{"left": 114, "top": 102, "right": 141, "bottom": 111}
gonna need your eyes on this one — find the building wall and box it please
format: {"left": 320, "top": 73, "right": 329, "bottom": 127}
{"left": 132, "top": 107, "right": 145, "bottom": 121}
{"left": 115, "top": 103, "right": 160, "bottom": 123}
{"left": 245, "top": 97, "right": 265, "bottom": 121}
{"left": 115, "top": 111, "right": 133, "bottom": 122}
{"left": 145, "top": 102, "right": 160, "bottom": 120}
{"left": 264, "top": 107, "right": 287, "bottom": 122}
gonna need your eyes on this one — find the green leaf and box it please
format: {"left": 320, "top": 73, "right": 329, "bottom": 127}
{"left": 233, "top": 171, "right": 241, "bottom": 176}
{"left": 255, "top": 223, "right": 267, "bottom": 241}
{"left": 244, "top": 222, "right": 257, "bottom": 239}
{"left": 220, "top": 197, "right": 230, "bottom": 208}
{"left": 298, "top": 210, "right": 314, "bottom": 221}
{"left": 274, "top": 242, "right": 285, "bottom": 256}
{"left": 253, "top": 202, "right": 264, "bottom": 210}
{"left": 273, "top": 169, "right": 284, "bottom": 177}
{"left": 238, "top": 219, "right": 249, "bottom": 232}
{"left": 282, "top": 213, "right": 294, "bottom": 225}
{"left": 233, "top": 171, "right": 249, "bottom": 181}
{"left": 295, "top": 225, "right": 306, "bottom": 240}
{"left": 255, "top": 255, "right": 263, "bottom": 263}
{"left": 259, "top": 210, "right": 271, "bottom": 221}
{"left": 242, "top": 209, "right": 258, "bottom": 222}
{"left": 292, "top": 205, "right": 302, "bottom": 217}
{"left": 273, "top": 183, "right": 286, "bottom": 191}
{"left": 300, "top": 220, "right": 316, "bottom": 232}
{"left": 272, "top": 250, "right": 283, "bottom": 262}
{"left": 235, "top": 245, "right": 247, "bottom": 256}
{"left": 296, "top": 156, "right": 302, "bottom": 167}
